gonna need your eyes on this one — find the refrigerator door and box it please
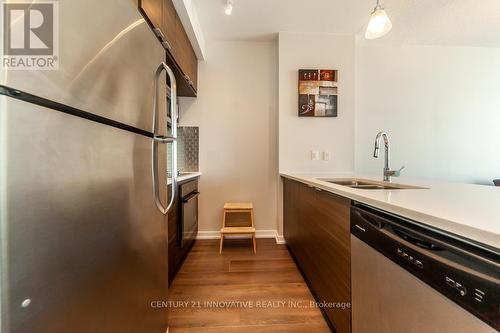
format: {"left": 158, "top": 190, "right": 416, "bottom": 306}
{"left": 0, "top": 96, "right": 169, "bottom": 332}
{"left": 0, "top": 0, "right": 168, "bottom": 135}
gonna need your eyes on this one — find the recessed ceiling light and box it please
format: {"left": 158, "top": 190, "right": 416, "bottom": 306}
{"left": 225, "top": 0, "right": 233, "bottom": 15}
{"left": 365, "top": 0, "right": 392, "bottom": 39}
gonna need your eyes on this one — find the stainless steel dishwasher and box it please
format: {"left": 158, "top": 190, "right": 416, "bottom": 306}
{"left": 351, "top": 203, "right": 500, "bottom": 333}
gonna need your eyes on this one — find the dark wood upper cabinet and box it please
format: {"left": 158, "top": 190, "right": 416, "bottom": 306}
{"left": 139, "top": 0, "right": 198, "bottom": 96}
{"left": 139, "top": 0, "right": 162, "bottom": 29}
{"left": 175, "top": 16, "right": 198, "bottom": 90}
{"left": 161, "top": 0, "right": 177, "bottom": 52}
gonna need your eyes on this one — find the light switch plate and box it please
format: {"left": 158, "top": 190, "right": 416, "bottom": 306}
{"left": 323, "top": 151, "right": 331, "bottom": 161}
{"left": 311, "top": 150, "right": 320, "bottom": 161}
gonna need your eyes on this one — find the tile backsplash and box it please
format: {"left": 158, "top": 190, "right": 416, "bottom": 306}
{"left": 168, "top": 126, "right": 199, "bottom": 174}
{"left": 178, "top": 126, "right": 199, "bottom": 172}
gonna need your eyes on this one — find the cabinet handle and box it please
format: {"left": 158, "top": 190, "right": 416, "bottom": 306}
{"left": 182, "top": 191, "right": 200, "bottom": 203}
{"left": 184, "top": 74, "right": 194, "bottom": 87}
{"left": 153, "top": 28, "right": 165, "bottom": 41}
{"left": 355, "top": 224, "right": 366, "bottom": 232}
{"left": 314, "top": 187, "right": 322, "bottom": 192}
{"left": 153, "top": 28, "right": 172, "bottom": 50}
{"left": 184, "top": 74, "right": 194, "bottom": 88}
{"left": 162, "top": 41, "right": 172, "bottom": 50}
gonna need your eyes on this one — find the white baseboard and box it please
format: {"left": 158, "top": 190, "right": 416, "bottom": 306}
{"left": 196, "top": 230, "right": 221, "bottom": 240}
{"left": 196, "top": 230, "right": 287, "bottom": 245}
{"left": 197, "top": 230, "right": 283, "bottom": 243}
{"left": 275, "top": 233, "right": 286, "bottom": 245}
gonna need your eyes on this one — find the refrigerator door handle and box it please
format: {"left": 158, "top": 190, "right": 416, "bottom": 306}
{"left": 152, "top": 62, "right": 178, "bottom": 215}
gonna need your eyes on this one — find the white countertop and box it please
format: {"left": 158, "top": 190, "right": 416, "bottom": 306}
{"left": 281, "top": 172, "right": 500, "bottom": 249}
{"left": 168, "top": 172, "right": 201, "bottom": 184}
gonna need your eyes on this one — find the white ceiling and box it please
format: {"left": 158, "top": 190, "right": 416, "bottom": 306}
{"left": 193, "top": 0, "right": 500, "bottom": 47}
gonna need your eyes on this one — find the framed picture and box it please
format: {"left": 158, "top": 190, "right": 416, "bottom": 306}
{"left": 298, "top": 69, "right": 338, "bottom": 117}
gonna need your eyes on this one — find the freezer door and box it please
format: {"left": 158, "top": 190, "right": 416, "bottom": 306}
{"left": 0, "top": 97, "right": 169, "bottom": 332}
{"left": 0, "top": 0, "right": 168, "bottom": 135}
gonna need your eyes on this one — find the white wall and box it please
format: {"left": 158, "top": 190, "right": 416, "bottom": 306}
{"left": 276, "top": 32, "right": 355, "bottom": 238}
{"left": 278, "top": 32, "right": 356, "bottom": 174}
{"left": 355, "top": 42, "right": 500, "bottom": 184}
{"left": 179, "top": 40, "right": 278, "bottom": 234}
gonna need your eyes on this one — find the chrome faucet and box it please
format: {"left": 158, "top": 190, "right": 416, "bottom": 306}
{"left": 373, "top": 131, "right": 405, "bottom": 182}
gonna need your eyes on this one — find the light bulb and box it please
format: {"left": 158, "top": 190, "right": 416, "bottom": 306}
{"left": 365, "top": 8, "right": 392, "bottom": 39}
{"left": 225, "top": 1, "right": 233, "bottom": 15}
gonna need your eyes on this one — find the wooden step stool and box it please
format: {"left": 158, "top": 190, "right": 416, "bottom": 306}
{"left": 220, "top": 202, "right": 256, "bottom": 254}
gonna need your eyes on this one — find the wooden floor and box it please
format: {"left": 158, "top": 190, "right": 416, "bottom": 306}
{"left": 168, "top": 239, "right": 331, "bottom": 332}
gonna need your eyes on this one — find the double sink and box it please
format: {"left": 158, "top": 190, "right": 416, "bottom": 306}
{"left": 318, "top": 178, "right": 426, "bottom": 190}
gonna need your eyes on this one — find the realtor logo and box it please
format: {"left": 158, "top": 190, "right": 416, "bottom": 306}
{"left": 2, "top": 0, "right": 59, "bottom": 70}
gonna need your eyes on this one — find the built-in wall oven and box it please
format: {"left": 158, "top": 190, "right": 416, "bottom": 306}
{"left": 351, "top": 203, "right": 499, "bottom": 333}
{"left": 180, "top": 180, "right": 199, "bottom": 249}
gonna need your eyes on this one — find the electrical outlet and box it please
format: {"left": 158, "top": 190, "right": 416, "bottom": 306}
{"left": 311, "top": 150, "right": 320, "bottom": 161}
{"left": 323, "top": 151, "right": 331, "bottom": 161}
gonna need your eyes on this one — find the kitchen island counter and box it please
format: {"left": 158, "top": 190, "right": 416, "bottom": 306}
{"left": 281, "top": 173, "right": 500, "bottom": 249}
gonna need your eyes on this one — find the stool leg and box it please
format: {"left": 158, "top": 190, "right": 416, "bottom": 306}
{"left": 219, "top": 235, "right": 224, "bottom": 254}
{"left": 252, "top": 234, "right": 257, "bottom": 254}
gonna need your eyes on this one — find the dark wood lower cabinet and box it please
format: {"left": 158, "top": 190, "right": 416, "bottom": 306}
{"left": 168, "top": 178, "right": 198, "bottom": 285}
{"left": 283, "top": 177, "right": 351, "bottom": 333}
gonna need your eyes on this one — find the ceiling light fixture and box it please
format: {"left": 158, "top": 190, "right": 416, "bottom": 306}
{"left": 365, "top": 0, "right": 392, "bottom": 39}
{"left": 224, "top": 0, "right": 233, "bottom": 15}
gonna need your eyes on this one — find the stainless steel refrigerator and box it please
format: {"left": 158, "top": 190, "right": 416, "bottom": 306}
{"left": 0, "top": 0, "right": 177, "bottom": 331}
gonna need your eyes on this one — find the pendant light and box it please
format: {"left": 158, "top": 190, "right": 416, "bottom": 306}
{"left": 225, "top": 0, "right": 233, "bottom": 15}
{"left": 365, "top": 0, "right": 392, "bottom": 39}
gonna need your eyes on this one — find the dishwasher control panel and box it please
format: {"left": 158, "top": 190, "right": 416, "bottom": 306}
{"left": 445, "top": 276, "right": 467, "bottom": 296}
{"left": 397, "top": 247, "right": 424, "bottom": 269}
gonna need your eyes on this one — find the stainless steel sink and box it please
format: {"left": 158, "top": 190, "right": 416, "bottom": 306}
{"left": 317, "top": 178, "right": 426, "bottom": 190}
